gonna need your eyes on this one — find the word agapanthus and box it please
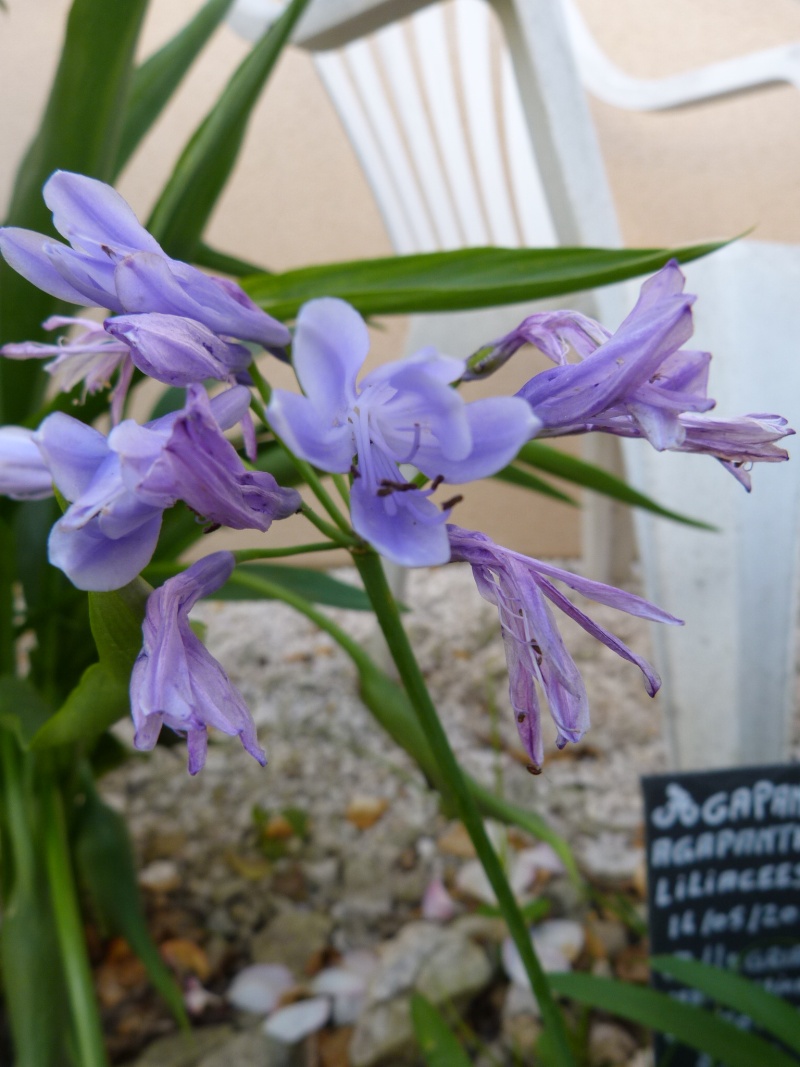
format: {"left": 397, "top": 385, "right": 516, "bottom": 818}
{"left": 131, "top": 552, "right": 265, "bottom": 774}
{"left": 266, "top": 298, "right": 539, "bottom": 565}
{"left": 448, "top": 525, "right": 682, "bottom": 770}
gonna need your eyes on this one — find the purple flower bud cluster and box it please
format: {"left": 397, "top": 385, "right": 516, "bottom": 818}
{"left": 0, "top": 172, "right": 794, "bottom": 773}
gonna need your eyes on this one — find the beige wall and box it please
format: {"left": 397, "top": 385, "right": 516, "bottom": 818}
{"left": 3, "top": 0, "right": 800, "bottom": 561}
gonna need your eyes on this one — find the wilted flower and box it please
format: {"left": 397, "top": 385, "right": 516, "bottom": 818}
{"left": 130, "top": 552, "right": 266, "bottom": 774}
{"left": 0, "top": 170, "right": 288, "bottom": 350}
{"left": 266, "top": 298, "right": 539, "bottom": 565}
{"left": 448, "top": 524, "right": 681, "bottom": 769}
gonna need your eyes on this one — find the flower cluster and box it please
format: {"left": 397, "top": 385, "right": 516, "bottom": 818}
{"left": 0, "top": 171, "right": 793, "bottom": 773}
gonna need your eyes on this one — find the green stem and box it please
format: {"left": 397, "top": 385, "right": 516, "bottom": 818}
{"left": 332, "top": 472, "right": 351, "bottom": 507}
{"left": 353, "top": 551, "right": 576, "bottom": 1067}
{"left": 43, "top": 783, "right": 108, "bottom": 1067}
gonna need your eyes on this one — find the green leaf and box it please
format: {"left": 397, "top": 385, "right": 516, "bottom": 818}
{"left": 114, "top": 0, "right": 235, "bottom": 175}
{"left": 0, "top": 675, "right": 53, "bottom": 748}
{"left": 73, "top": 778, "right": 187, "bottom": 1026}
{"left": 1, "top": 873, "right": 70, "bottom": 1066}
{"left": 0, "top": 0, "right": 149, "bottom": 421}
{"left": 225, "top": 564, "right": 372, "bottom": 610}
{"left": 548, "top": 972, "right": 798, "bottom": 1067}
{"left": 516, "top": 441, "right": 715, "bottom": 529}
{"left": 147, "top": 0, "right": 313, "bottom": 259}
{"left": 243, "top": 241, "right": 726, "bottom": 321}
{"left": 88, "top": 577, "right": 151, "bottom": 682}
{"left": 494, "top": 462, "right": 578, "bottom": 505}
{"left": 652, "top": 955, "right": 800, "bottom": 1055}
{"left": 410, "top": 994, "right": 472, "bottom": 1067}
{"left": 193, "top": 241, "right": 271, "bottom": 277}
{"left": 30, "top": 663, "right": 129, "bottom": 749}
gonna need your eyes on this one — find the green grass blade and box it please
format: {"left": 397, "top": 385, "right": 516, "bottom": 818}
{"left": 517, "top": 442, "right": 715, "bottom": 528}
{"left": 494, "top": 462, "right": 578, "bottom": 505}
{"left": 193, "top": 240, "right": 271, "bottom": 276}
{"left": 243, "top": 241, "right": 726, "bottom": 320}
{"left": 549, "top": 972, "right": 798, "bottom": 1067}
{"left": 652, "top": 955, "right": 800, "bottom": 1055}
{"left": 146, "top": 0, "right": 312, "bottom": 259}
{"left": 410, "top": 995, "right": 472, "bottom": 1067}
{"left": 114, "top": 0, "right": 234, "bottom": 175}
{"left": 0, "top": 0, "right": 149, "bottom": 422}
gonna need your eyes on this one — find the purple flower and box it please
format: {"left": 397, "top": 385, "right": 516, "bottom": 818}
{"left": 0, "top": 426, "right": 54, "bottom": 500}
{"left": 512, "top": 262, "right": 713, "bottom": 448}
{"left": 1, "top": 315, "right": 133, "bottom": 423}
{"left": 104, "top": 313, "right": 253, "bottom": 387}
{"left": 36, "top": 385, "right": 300, "bottom": 591}
{"left": 130, "top": 551, "right": 265, "bottom": 774}
{"left": 0, "top": 171, "right": 288, "bottom": 349}
{"left": 448, "top": 524, "right": 682, "bottom": 769}
{"left": 266, "top": 298, "right": 539, "bottom": 566}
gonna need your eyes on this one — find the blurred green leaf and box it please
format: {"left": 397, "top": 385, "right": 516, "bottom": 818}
{"left": 476, "top": 897, "right": 551, "bottom": 923}
{"left": 652, "top": 955, "right": 800, "bottom": 1055}
{"left": 0, "top": 676, "right": 53, "bottom": 748}
{"left": 548, "top": 972, "right": 798, "bottom": 1067}
{"left": 29, "top": 664, "right": 128, "bottom": 749}
{"left": 243, "top": 241, "right": 726, "bottom": 321}
{"left": 494, "top": 462, "right": 577, "bottom": 506}
{"left": 194, "top": 241, "right": 270, "bottom": 277}
{"left": 88, "top": 577, "right": 151, "bottom": 682}
{"left": 225, "top": 564, "right": 372, "bottom": 610}
{"left": 1, "top": 873, "right": 70, "bottom": 1066}
{"left": 0, "top": 0, "right": 149, "bottom": 421}
{"left": 73, "top": 778, "right": 187, "bottom": 1026}
{"left": 516, "top": 442, "right": 715, "bottom": 528}
{"left": 114, "top": 0, "right": 235, "bottom": 175}
{"left": 147, "top": 0, "right": 312, "bottom": 259}
{"left": 410, "top": 995, "right": 472, "bottom": 1067}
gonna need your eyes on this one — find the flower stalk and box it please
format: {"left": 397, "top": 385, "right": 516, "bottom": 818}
{"left": 353, "top": 550, "right": 577, "bottom": 1067}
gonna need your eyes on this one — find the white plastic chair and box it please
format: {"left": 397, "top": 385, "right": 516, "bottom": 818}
{"left": 229, "top": 0, "right": 800, "bottom": 769}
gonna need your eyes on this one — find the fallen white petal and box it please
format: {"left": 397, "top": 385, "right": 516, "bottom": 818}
{"left": 227, "top": 963, "right": 294, "bottom": 1014}
{"left": 263, "top": 997, "right": 330, "bottom": 1043}
{"left": 533, "top": 919, "right": 585, "bottom": 964}
{"left": 421, "top": 876, "right": 458, "bottom": 922}
{"left": 311, "top": 967, "right": 367, "bottom": 1026}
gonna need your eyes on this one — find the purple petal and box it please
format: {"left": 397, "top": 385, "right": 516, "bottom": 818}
{"left": 292, "top": 298, "right": 368, "bottom": 421}
{"left": 0, "top": 228, "right": 94, "bottom": 305}
{"left": 267, "top": 389, "right": 355, "bottom": 472}
{"left": 106, "top": 313, "right": 251, "bottom": 386}
{"left": 35, "top": 413, "right": 110, "bottom": 500}
{"left": 43, "top": 171, "right": 163, "bottom": 259}
{"left": 114, "top": 252, "right": 289, "bottom": 347}
{"left": 351, "top": 476, "right": 451, "bottom": 566}
{"left": 0, "top": 426, "right": 54, "bottom": 501}
{"left": 49, "top": 510, "right": 163, "bottom": 591}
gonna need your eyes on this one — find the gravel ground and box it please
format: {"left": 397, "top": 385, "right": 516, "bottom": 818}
{"left": 99, "top": 560, "right": 800, "bottom": 1065}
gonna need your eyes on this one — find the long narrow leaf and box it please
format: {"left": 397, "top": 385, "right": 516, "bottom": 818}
{"left": 193, "top": 240, "right": 271, "bottom": 276}
{"left": 410, "top": 995, "right": 472, "bottom": 1067}
{"left": 548, "top": 972, "right": 798, "bottom": 1067}
{"left": 0, "top": 0, "right": 149, "bottom": 421}
{"left": 114, "top": 0, "right": 235, "bottom": 176}
{"left": 494, "top": 463, "right": 578, "bottom": 505}
{"left": 147, "top": 0, "right": 312, "bottom": 259}
{"left": 652, "top": 956, "right": 800, "bottom": 1056}
{"left": 243, "top": 241, "right": 726, "bottom": 320}
{"left": 517, "top": 441, "right": 714, "bottom": 529}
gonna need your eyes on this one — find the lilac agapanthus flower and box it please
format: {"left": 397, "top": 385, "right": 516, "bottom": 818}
{"left": 448, "top": 524, "right": 682, "bottom": 769}
{"left": 35, "top": 385, "right": 300, "bottom": 591}
{"left": 131, "top": 551, "right": 266, "bottom": 775}
{"left": 266, "top": 298, "right": 539, "bottom": 566}
{"left": 0, "top": 171, "right": 289, "bottom": 350}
